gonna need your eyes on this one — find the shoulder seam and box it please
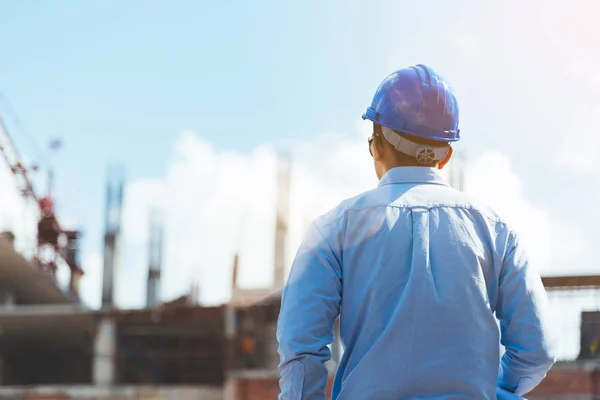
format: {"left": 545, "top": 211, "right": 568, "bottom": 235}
{"left": 321, "top": 203, "right": 511, "bottom": 228}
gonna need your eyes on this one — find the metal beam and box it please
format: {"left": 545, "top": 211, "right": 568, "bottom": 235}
{"left": 118, "top": 325, "right": 217, "bottom": 337}
{"left": 0, "top": 303, "right": 86, "bottom": 317}
{"left": 542, "top": 275, "right": 600, "bottom": 290}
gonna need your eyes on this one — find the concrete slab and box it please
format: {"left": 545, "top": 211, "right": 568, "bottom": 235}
{"left": 0, "top": 385, "right": 223, "bottom": 400}
{"left": 0, "top": 241, "right": 71, "bottom": 305}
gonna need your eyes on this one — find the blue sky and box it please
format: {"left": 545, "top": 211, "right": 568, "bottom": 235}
{"left": 1, "top": 0, "right": 599, "bottom": 358}
{"left": 0, "top": 0, "right": 458, "bottom": 280}
{"left": 1, "top": 0, "right": 398, "bottom": 244}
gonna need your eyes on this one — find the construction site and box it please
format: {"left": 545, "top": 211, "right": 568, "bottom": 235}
{"left": 0, "top": 112, "right": 599, "bottom": 400}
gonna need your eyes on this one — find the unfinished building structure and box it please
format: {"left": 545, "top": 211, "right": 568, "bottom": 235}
{"left": 0, "top": 165, "right": 226, "bottom": 399}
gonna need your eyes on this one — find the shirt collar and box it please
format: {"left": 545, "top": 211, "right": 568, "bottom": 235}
{"left": 377, "top": 166, "right": 450, "bottom": 188}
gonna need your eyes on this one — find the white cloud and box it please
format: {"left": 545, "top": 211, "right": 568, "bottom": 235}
{"left": 116, "top": 126, "right": 376, "bottom": 308}
{"left": 462, "top": 151, "right": 589, "bottom": 360}
{"left": 115, "top": 124, "right": 586, "bottom": 309}
{"left": 114, "top": 178, "right": 164, "bottom": 308}
{"left": 465, "top": 151, "right": 586, "bottom": 275}
{"left": 559, "top": 104, "right": 600, "bottom": 175}
{"left": 452, "top": 33, "right": 479, "bottom": 64}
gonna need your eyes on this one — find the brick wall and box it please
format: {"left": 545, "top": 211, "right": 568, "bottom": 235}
{"left": 230, "top": 373, "right": 334, "bottom": 400}
{"left": 528, "top": 362, "right": 600, "bottom": 400}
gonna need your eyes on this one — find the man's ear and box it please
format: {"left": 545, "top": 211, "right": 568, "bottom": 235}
{"left": 437, "top": 146, "right": 453, "bottom": 170}
{"left": 373, "top": 134, "right": 385, "bottom": 160}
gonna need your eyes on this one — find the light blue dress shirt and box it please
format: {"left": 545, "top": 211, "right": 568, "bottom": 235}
{"left": 277, "top": 167, "right": 554, "bottom": 399}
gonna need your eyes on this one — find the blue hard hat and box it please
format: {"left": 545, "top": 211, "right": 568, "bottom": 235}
{"left": 362, "top": 64, "right": 460, "bottom": 142}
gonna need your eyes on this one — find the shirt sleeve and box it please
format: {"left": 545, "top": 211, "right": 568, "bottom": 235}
{"left": 277, "top": 221, "right": 342, "bottom": 400}
{"left": 496, "top": 233, "right": 556, "bottom": 396}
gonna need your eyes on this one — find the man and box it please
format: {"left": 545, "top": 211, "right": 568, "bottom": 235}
{"left": 277, "top": 64, "right": 555, "bottom": 399}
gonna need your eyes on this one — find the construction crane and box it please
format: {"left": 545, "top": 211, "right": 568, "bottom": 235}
{"left": 0, "top": 107, "right": 83, "bottom": 296}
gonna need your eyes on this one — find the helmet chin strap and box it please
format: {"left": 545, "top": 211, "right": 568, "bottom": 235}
{"left": 380, "top": 126, "right": 449, "bottom": 165}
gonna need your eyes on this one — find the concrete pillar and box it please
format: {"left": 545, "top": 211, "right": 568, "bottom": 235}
{"left": 93, "top": 318, "right": 116, "bottom": 386}
{"left": 225, "top": 304, "right": 236, "bottom": 339}
{"left": 69, "top": 268, "right": 83, "bottom": 301}
{"left": 223, "top": 375, "right": 237, "bottom": 400}
{"left": 102, "top": 234, "right": 117, "bottom": 309}
{"left": 0, "top": 291, "right": 14, "bottom": 310}
{"left": 225, "top": 304, "right": 237, "bottom": 371}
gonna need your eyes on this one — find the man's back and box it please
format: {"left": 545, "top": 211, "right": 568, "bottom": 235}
{"left": 332, "top": 166, "right": 508, "bottom": 399}
{"left": 277, "top": 167, "right": 554, "bottom": 399}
